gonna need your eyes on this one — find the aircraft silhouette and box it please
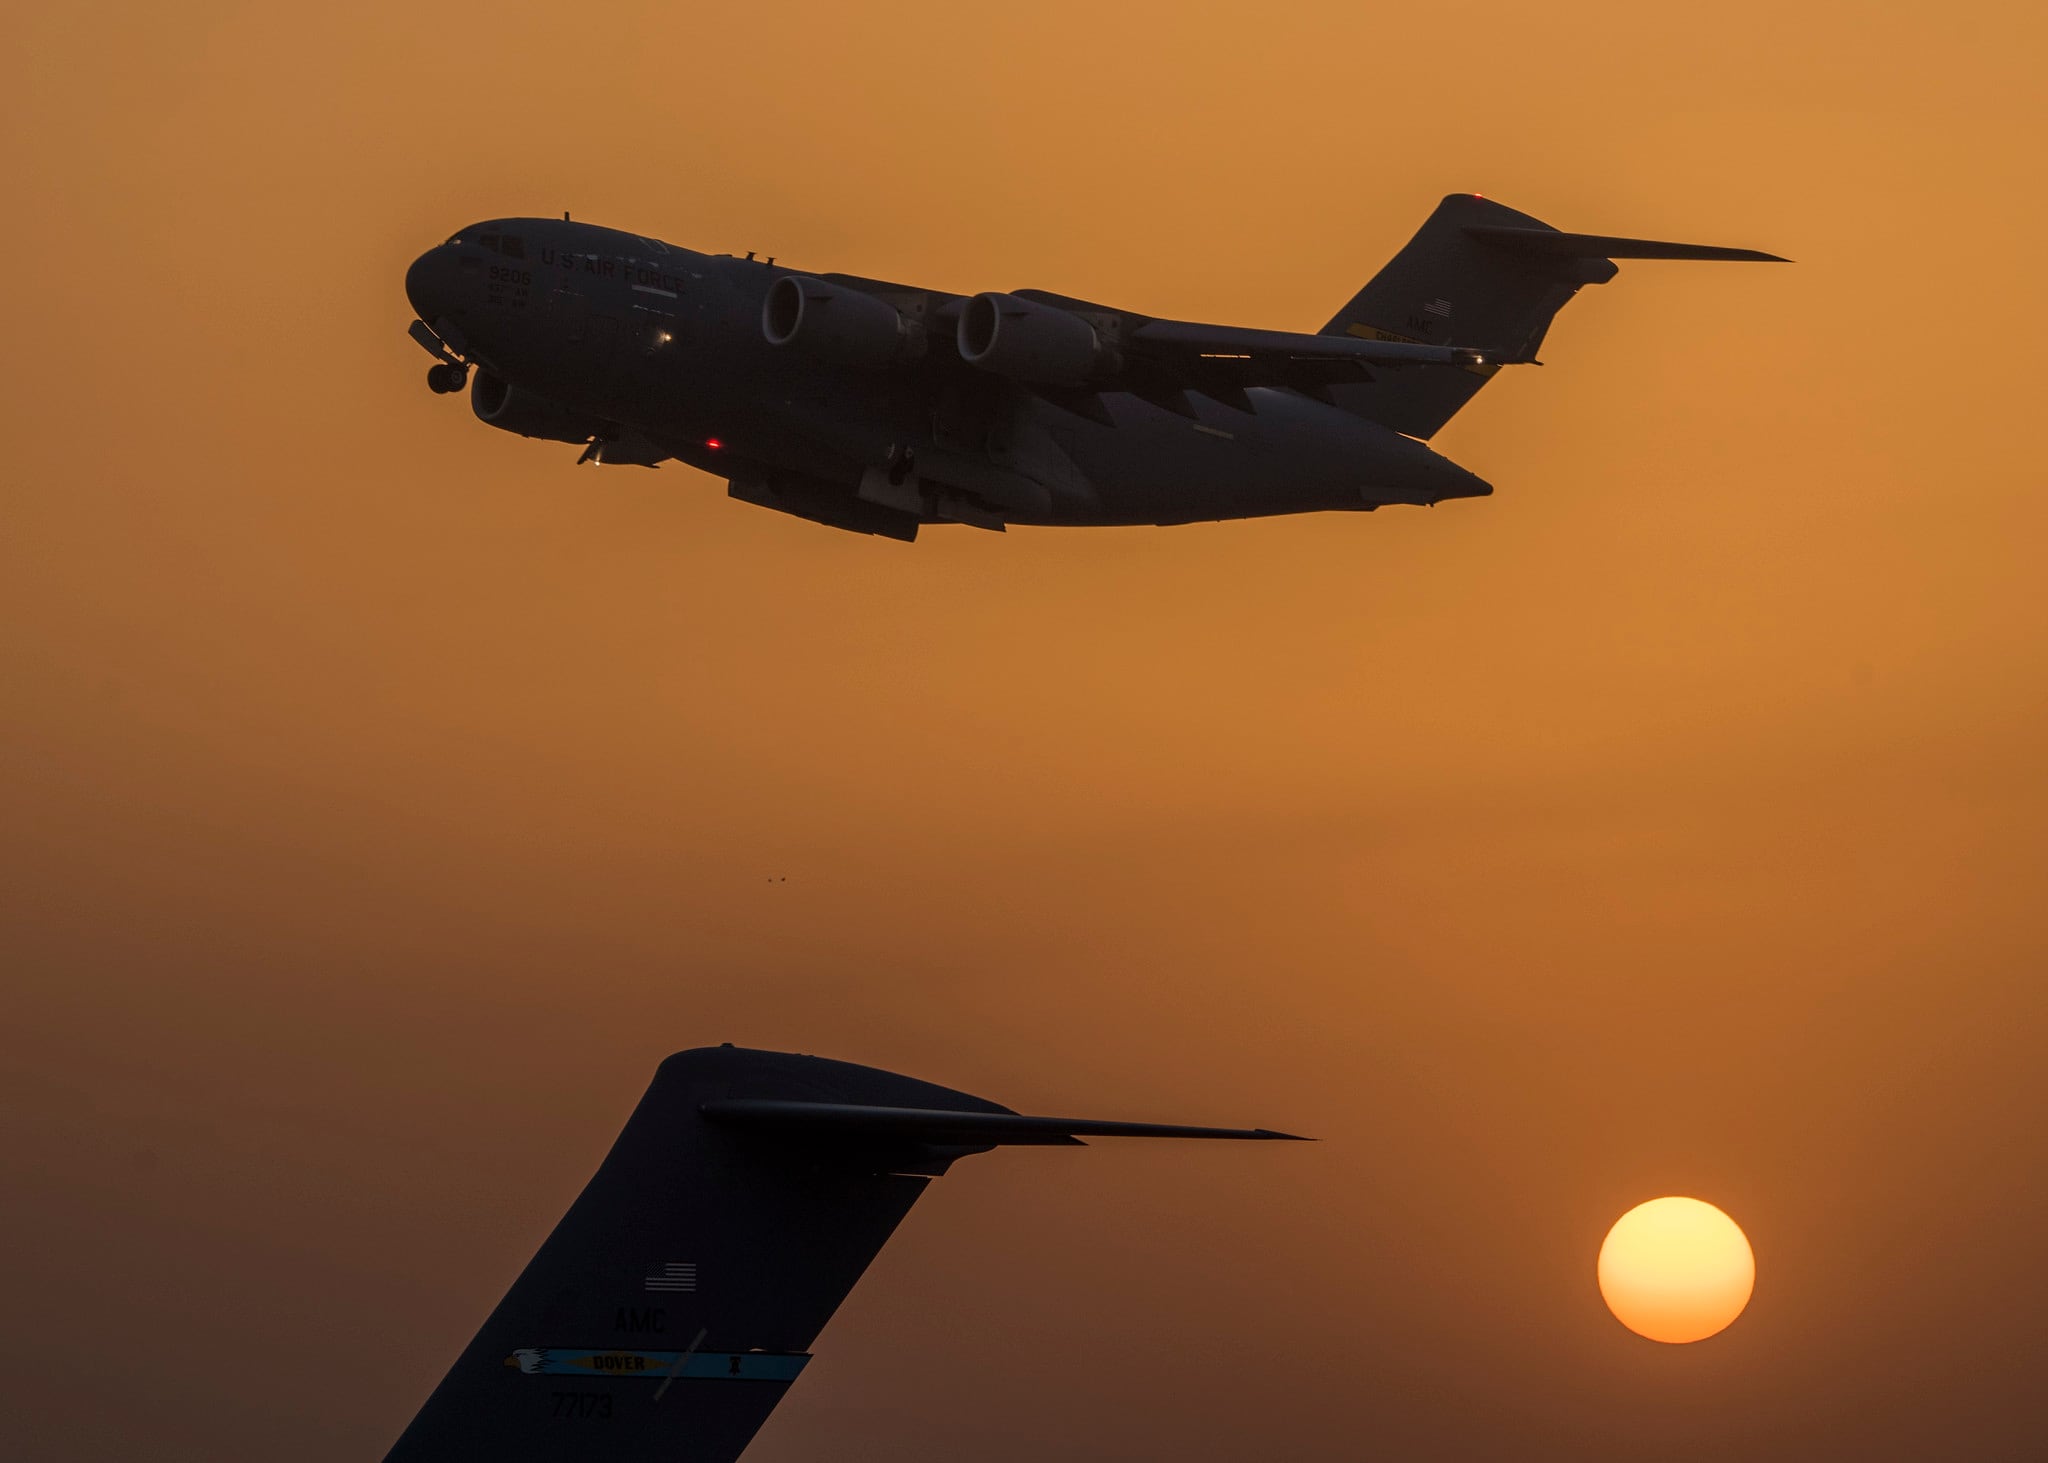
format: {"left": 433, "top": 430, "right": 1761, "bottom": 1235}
{"left": 404, "top": 195, "right": 1782, "bottom": 540}
{"left": 382, "top": 1045, "right": 1306, "bottom": 1462}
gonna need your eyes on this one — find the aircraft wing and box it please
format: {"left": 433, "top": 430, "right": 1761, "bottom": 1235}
{"left": 986, "top": 290, "right": 1524, "bottom": 409}
{"left": 1127, "top": 319, "right": 1509, "bottom": 371}
{"left": 1124, "top": 317, "right": 1513, "bottom": 394}
{"left": 767, "top": 276, "right": 1518, "bottom": 413}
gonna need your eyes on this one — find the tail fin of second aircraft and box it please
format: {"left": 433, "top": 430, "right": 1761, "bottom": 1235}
{"left": 1318, "top": 194, "right": 1785, "bottom": 439}
{"left": 382, "top": 1045, "right": 1302, "bottom": 1463}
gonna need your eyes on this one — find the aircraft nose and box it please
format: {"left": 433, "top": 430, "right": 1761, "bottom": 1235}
{"left": 405, "top": 244, "right": 457, "bottom": 324}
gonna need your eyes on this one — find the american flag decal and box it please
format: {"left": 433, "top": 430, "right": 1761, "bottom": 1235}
{"left": 1422, "top": 298, "right": 1453, "bottom": 318}
{"left": 644, "top": 1262, "right": 698, "bottom": 1293}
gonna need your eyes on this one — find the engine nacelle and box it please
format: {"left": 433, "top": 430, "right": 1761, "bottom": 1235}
{"left": 956, "top": 292, "right": 1117, "bottom": 387}
{"left": 470, "top": 371, "right": 606, "bottom": 444}
{"left": 762, "top": 276, "right": 926, "bottom": 367}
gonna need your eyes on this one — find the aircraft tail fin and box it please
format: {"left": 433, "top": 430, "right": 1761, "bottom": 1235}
{"left": 1318, "top": 194, "right": 1786, "bottom": 439}
{"left": 383, "top": 1045, "right": 1301, "bottom": 1463}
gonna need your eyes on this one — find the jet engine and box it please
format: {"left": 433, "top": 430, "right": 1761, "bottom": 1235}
{"left": 956, "top": 292, "right": 1118, "bottom": 387}
{"left": 470, "top": 371, "right": 606, "bottom": 444}
{"left": 762, "top": 276, "right": 926, "bottom": 367}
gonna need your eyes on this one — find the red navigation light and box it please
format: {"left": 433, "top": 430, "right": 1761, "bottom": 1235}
{"left": 705, "top": 438, "right": 723, "bottom": 450}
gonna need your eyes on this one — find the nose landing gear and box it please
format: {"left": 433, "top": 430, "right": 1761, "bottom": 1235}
{"left": 426, "top": 362, "right": 469, "bottom": 395}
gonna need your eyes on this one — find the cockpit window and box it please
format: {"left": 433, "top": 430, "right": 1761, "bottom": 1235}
{"left": 465, "top": 230, "right": 527, "bottom": 259}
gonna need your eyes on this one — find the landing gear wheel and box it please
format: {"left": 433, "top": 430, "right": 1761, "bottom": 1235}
{"left": 426, "top": 362, "right": 467, "bottom": 394}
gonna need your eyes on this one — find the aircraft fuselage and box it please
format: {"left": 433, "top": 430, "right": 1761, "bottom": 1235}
{"left": 403, "top": 216, "right": 1491, "bottom": 537}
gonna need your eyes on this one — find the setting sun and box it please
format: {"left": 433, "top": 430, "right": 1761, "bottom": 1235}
{"left": 1598, "top": 1197, "right": 1755, "bottom": 1343}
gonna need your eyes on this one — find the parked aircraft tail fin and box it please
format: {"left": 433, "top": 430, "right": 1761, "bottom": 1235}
{"left": 1319, "top": 194, "right": 1786, "bottom": 439}
{"left": 382, "top": 1045, "right": 1302, "bottom": 1463}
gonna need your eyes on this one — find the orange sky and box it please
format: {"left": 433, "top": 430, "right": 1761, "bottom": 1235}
{"left": 3, "top": 3, "right": 2045, "bottom": 1458}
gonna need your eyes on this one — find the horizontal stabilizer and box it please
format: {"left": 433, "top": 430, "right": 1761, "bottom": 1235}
{"left": 701, "top": 1098, "right": 1309, "bottom": 1145}
{"left": 1465, "top": 225, "right": 1788, "bottom": 263}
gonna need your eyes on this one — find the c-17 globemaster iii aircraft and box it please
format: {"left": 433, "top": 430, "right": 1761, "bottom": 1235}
{"left": 402, "top": 194, "right": 1782, "bottom": 541}
{"left": 381, "top": 1045, "right": 1305, "bottom": 1462}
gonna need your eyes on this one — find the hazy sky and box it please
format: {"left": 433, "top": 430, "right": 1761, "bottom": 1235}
{"left": 3, "top": 3, "right": 2044, "bottom": 1459}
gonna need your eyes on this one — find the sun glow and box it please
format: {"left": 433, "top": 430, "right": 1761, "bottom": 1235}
{"left": 1597, "top": 1197, "right": 1754, "bottom": 1343}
